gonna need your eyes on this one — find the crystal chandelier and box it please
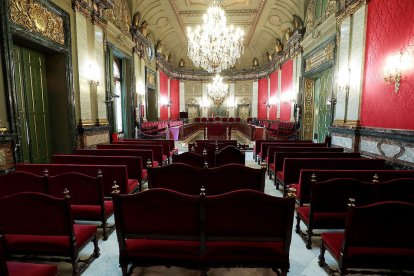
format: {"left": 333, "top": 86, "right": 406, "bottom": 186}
{"left": 187, "top": 0, "right": 244, "bottom": 73}
{"left": 207, "top": 74, "right": 228, "bottom": 106}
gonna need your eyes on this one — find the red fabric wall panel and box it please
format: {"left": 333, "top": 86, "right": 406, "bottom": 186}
{"left": 269, "top": 71, "right": 278, "bottom": 120}
{"left": 170, "top": 79, "right": 179, "bottom": 120}
{"left": 159, "top": 71, "right": 168, "bottom": 120}
{"left": 361, "top": 0, "right": 414, "bottom": 129}
{"left": 280, "top": 60, "right": 293, "bottom": 121}
{"left": 258, "top": 78, "right": 268, "bottom": 120}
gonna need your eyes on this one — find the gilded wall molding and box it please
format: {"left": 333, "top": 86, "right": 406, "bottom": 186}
{"left": 72, "top": 0, "right": 114, "bottom": 27}
{"left": 102, "top": 0, "right": 131, "bottom": 36}
{"left": 305, "top": 0, "right": 337, "bottom": 37}
{"left": 336, "top": 0, "right": 366, "bottom": 25}
{"left": 302, "top": 78, "right": 314, "bottom": 140}
{"left": 10, "top": 0, "right": 65, "bottom": 45}
{"left": 304, "top": 40, "right": 335, "bottom": 73}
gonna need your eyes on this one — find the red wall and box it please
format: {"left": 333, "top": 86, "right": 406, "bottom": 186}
{"left": 159, "top": 71, "right": 168, "bottom": 120}
{"left": 258, "top": 78, "right": 268, "bottom": 120}
{"left": 269, "top": 71, "right": 278, "bottom": 120}
{"left": 280, "top": 60, "right": 293, "bottom": 121}
{"left": 170, "top": 79, "right": 179, "bottom": 120}
{"left": 360, "top": 0, "right": 414, "bottom": 129}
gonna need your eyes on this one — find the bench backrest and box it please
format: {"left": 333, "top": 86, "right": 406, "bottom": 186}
{"left": 298, "top": 170, "right": 414, "bottom": 206}
{"left": 268, "top": 146, "right": 343, "bottom": 164}
{"left": 283, "top": 158, "right": 385, "bottom": 187}
{"left": 375, "top": 178, "right": 414, "bottom": 203}
{"left": 48, "top": 172, "right": 103, "bottom": 205}
{"left": 214, "top": 145, "right": 245, "bottom": 167}
{"left": 147, "top": 163, "right": 204, "bottom": 195}
{"left": 115, "top": 140, "right": 170, "bottom": 158}
{"left": 15, "top": 163, "right": 128, "bottom": 197}
{"left": 343, "top": 201, "right": 414, "bottom": 265}
{"left": 254, "top": 139, "right": 312, "bottom": 155}
{"left": 0, "top": 192, "right": 72, "bottom": 236}
{"left": 123, "top": 139, "right": 175, "bottom": 153}
{"left": 75, "top": 149, "right": 153, "bottom": 166}
{"left": 112, "top": 188, "right": 200, "bottom": 248}
{"left": 205, "top": 190, "right": 295, "bottom": 253}
{"left": 172, "top": 152, "right": 206, "bottom": 168}
{"left": 97, "top": 144, "right": 163, "bottom": 164}
{"left": 205, "top": 164, "right": 265, "bottom": 195}
{"left": 0, "top": 172, "right": 47, "bottom": 198}
{"left": 260, "top": 142, "right": 326, "bottom": 160}
{"left": 52, "top": 154, "right": 142, "bottom": 183}
{"left": 276, "top": 152, "right": 360, "bottom": 172}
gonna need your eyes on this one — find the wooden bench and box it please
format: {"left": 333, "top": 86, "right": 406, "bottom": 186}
{"left": 253, "top": 139, "right": 312, "bottom": 162}
{"left": 115, "top": 140, "right": 171, "bottom": 163}
{"left": 0, "top": 192, "right": 100, "bottom": 275}
{"left": 148, "top": 163, "right": 266, "bottom": 195}
{"left": 214, "top": 145, "right": 245, "bottom": 167}
{"left": 0, "top": 235, "right": 58, "bottom": 276}
{"left": 0, "top": 171, "right": 47, "bottom": 198}
{"left": 15, "top": 163, "right": 130, "bottom": 197}
{"left": 267, "top": 146, "right": 343, "bottom": 176}
{"left": 280, "top": 158, "right": 385, "bottom": 197}
{"left": 97, "top": 144, "right": 164, "bottom": 165}
{"left": 172, "top": 152, "right": 206, "bottom": 168}
{"left": 52, "top": 155, "right": 141, "bottom": 192}
{"left": 111, "top": 188, "right": 295, "bottom": 276}
{"left": 259, "top": 142, "right": 326, "bottom": 164}
{"left": 319, "top": 201, "right": 414, "bottom": 275}
{"left": 123, "top": 138, "right": 176, "bottom": 157}
{"left": 296, "top": 169, "right": 414, "bottom": 206}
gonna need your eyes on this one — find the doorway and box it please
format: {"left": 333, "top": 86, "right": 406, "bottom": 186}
{"left": 187, "top": 104, "right": 200, "bottom": 121}
{"left": 237, "top": 104, "right": 251, "bottom": 120}
{"left": 146, "top": 88, "right": 158, "bottom": 121}
{"left": 313, "top": 69, "right": 333, "bottom": 142}
{"left": 13, "top": 46, "right": 51, "bottom": 163}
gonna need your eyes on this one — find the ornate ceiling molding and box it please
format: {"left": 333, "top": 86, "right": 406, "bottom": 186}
{"left": 179, "top": 9, "right": 257, "bottom": 16}
{"left": 336, "top": 0, "right": 367, "bottom": 25}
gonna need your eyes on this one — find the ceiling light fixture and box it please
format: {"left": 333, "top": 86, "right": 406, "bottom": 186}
{"left": 207, "top": 74, "right": 228, "bottom": 106}
{"left": 186, "top": 0, "right": 244, "bottom": 73}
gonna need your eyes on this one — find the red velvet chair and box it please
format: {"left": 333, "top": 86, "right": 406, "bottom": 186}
{"left": 295, "top": 178, "right": 375, "bottom": 249}
{"left": 0, "top": 192, "right": 100, "bottom": 275}
{"left": 214, "top": 117, "right": 221, "bottom": 121}
{"left": 228, "top": 117, "right": 235, "bottom": 122}
{"left": 201, "top": 117, "right": 207, "bottom": 122}
{"left": 204, "top": 190, "right": 295, "bottom": 275}
{"left": 221, "top": 117, "right": 228, "bottom": 122}
{"left": 235, "top": 117, "right": 241, "bottom": 122}
{"left": 111, "top": 188, "right": 201, "bottom": 275}
{"left": 208, "top": 117, "right": 214, "bottom": 122}
{"left": 214, "top": 145, "right": 245, "bottom": 167}
{"left": 47, "top": 172, "right": 113, "bottom": 240}
{"left": 171, "top": 152, "right": 206, "bottom": 168}
{"left": 0, "top": 172, "right": 47, "bottom": 198}
{"left": 319, "top": 201, "right": 414, "bottom": 275}
{"left": 0, "top": 235, "right": 58, "bottom": 276}
{"left": 147, "top": 163, "right": 204, "bottom": 195}
{"left": 194, "top": 117, "right": 201, "bottom": 122}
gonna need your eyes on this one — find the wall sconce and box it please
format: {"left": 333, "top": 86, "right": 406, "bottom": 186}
{"left": 88, "top": 62, "right": 100, "bottom": 88}
{"left": 383, "top": 53, "right": 404, "bottom": 93}
{"left": 338, "top": 68, "right": 351, "bottom": 95}
{"left": 201, "top": 99, "right": 210, "bottom": 109}
{"left": 160, "top": 97, "right": 172, "bottom": 107}
{"left": 264, "top": 96, "right": 277, "bottom": 107}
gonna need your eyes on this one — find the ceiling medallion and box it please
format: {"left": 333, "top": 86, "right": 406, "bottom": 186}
{"left": 186, "top": 0, "right": 244, "bottom": 73}
{"left": 207, "top": 74, "right": 228, "bottom": 106}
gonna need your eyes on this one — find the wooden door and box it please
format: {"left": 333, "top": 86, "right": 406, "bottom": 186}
{"left": 313, "top": 69, "right": 333, "bottom": 142}
{"left": 13, "top": 46, "right": 51, "bottom": 163}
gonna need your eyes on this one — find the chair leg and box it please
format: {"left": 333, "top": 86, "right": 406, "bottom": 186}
{"left": 72, "top": 258, "right": 80, "bottom": 276}
{"left": 121, "top": 264, "right": 128, "bottom": 276}
{"left": 280, "top": 269, "right": 288, "bottom": 276}
{"left": 93, "top": 235, "right": 100, "bottom": 257}
{"left": 318, "top": 244, "right": 326, "bottom": 267}
{"left": 306, "top": 229, "right": 313, "bottom": 249}
{"left": 102, "top": 221, "right": 108, "bottom": 240}
{"left": 295, "top": 215, "right": 301, "bottom": 233}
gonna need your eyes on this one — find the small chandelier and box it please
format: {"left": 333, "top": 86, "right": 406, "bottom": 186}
{"left": 207, "top": 74, "right": 228, "bottom": 106}
{"left": 187, "top": 0, "right": 244, "bottom": 73}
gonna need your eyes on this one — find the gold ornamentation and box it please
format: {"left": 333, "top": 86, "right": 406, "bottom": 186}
{"left": 303, "top": 78, "right": 314, "bottom": 140}
{"left": 336, "top": 0, "right": 366, "bottom": 25}
{"left": 305, "top": 41, "right": 335, "bottom": 73}
{"left": 10, "top": 0, "right": 65, "bottom": 45}
{"left": 103, "top": 0, "right": 131, "bottom": 35}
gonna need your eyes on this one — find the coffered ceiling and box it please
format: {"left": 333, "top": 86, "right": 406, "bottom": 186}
{"left": 131, "top": 0, "right": 306, "bottom": 71}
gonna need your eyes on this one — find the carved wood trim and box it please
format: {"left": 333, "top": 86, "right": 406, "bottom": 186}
{"left": 303, "top": 78, "right": 315, "bottom": 140}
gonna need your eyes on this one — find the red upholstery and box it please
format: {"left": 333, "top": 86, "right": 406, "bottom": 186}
{"left": 320, "top": 201, "right": 414, "bottom": 274}
{"left": 71, "top": 201, "right": 113, "bottom": 221}
{"left": 122, "top": 139, "right": 175, "bottom": 158}
{"left": 253, "top": 139, "right": 313, "bottom": 160}
{"left": 52, "top": 154, "right": 141, "bottom": 191}
{"left": 6, "top": 262, "right": 58, "bottom": 276}
{"left": 97, "top": 144, "right": 164, "bottom": 164}
{"left": 260, "top": 142, "right": 326, "bottom": 163}
{"left": 214, "top": 146, "right": 245, "bottom": 167}
{"left": 127, "top": 179, "right": 139, "bottom": 193}
{"left": 172, "top": 152, "right": 205, "bottom": 168}
{"left": 0, "top": 172, "right": 47, "bottom": 198}
{"left": 15, "top": 163, "right": 129, "bottom": 197}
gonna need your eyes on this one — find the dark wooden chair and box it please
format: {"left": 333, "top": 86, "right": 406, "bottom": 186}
{"left": 214, "top": 145, "right": 245, "bottom": 167}
{"left": 112, "top": 188, "right": 201, "bottom": 275}
{"left": 0, "top": 172, "right": 47, "bottom": 198}
{"left": 47, "top": 172, "right": 113, "bottom": 240}
{"left": 319, "top": 201, "right": 414, "bottom": 275}
{"left": 0, "top": 192, "right": 100, "bottom": 275}
{"left": 0, "top": 235, "right": 58, "bottom": 276}
{"left": 204, "top": 190, "right": 295, "bottom": 275}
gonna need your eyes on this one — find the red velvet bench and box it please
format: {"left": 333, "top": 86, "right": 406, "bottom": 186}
{"left": 260, "top": 142, "right": 327, "bottom": 165}
{"left": 52, "top": 155, "right": 141, "bottom": 192}
{"left": 0, "top": 171, "right": 47, "bottom": 198}
{"left": 97, "top": 144, "right": 164, "bottom": 165}
{"left": 123, "top": 138, "right": 176, "bottom": 158}
{"left": 0, "top": 192, "right": 100, "bottom": 275}
{"left": 280, "top": 158, "right": 385, "bottom": 197}
{"left": 319, "top": 201, "right": 414, "bottom": 275}
{"left": 253, "top": 139, "right": 312, "bottom": 162}
{"left": 267, "top": 146, "right": 343, "bottom": 177}
{"left": 172, "top": 152, "right": 206, "bottom": 168}
{"left": 115, "top": 140, "right": 171, "bottom": 164}
{"left": 214, "top": 145, "right": 245, "bottom": 167}
{"left": 296, "top": 169, "right": 414, "bottom": 206}
{"left": 15, "top": 163, "right": 131, "bottom": 197}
